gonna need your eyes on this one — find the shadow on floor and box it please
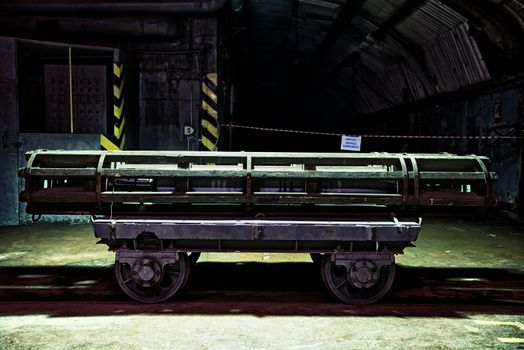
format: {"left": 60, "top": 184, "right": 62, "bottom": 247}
{"left": 0, "top": 262, "right": 522, "bottom": 317}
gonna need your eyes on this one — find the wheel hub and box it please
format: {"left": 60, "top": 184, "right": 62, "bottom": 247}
{"left": 348, "top": 260, "right": 379, "bottom": 289}
{"left": 132, "top": 258, "right": 162, "bottom": 287}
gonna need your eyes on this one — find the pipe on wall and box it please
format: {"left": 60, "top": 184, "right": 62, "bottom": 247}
{"left": 0, "top": 0, "right": 229, "bottom": 15}
{"left": 0, "top": 16, "right": 185, "bottom": 39}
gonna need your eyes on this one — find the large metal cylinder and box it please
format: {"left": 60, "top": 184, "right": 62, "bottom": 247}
{"left": 19, "top": 150, "right": 496, "bottom": 216}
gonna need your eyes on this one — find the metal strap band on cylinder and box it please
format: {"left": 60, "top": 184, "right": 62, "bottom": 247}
{"left": 399, "top": 156, "right": 409, "bottom": 205}
{"left": 409, "top": 156, "right": 420, "bottom": 209}
{"left": 474, "top": 155, "right": 491, "bottom": 204}
{"left": 95, "top": 153, "right": 107, "bottom": 208}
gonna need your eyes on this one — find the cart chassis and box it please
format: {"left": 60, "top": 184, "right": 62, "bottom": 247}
{"left": 94, "top": 217, "right": 420, "bottom": 304}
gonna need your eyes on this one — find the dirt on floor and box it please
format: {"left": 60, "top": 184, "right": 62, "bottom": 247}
{"left": 0, "top": 215, "right": 523, "bottom": 349}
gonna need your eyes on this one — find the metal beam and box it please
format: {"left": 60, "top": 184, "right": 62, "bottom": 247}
{"left": 314, "top": 50, "right": 360, "bottom": 90}
{"left": 313, "top": 0, "right": 428, "bottom": 90}
{"left": 307, "top": 0, "right": 366, "bottom": 69}
{"left": 371, "top": 0, "right": 427, "bottom": 41}
{"left": 0, "top": 0, "right": 229, "bottom": 14}
{"left": 440, "top": 0, "right": 523, "bottom": 50}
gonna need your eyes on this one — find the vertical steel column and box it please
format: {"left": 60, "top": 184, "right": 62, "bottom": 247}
{"left": 201, "top": 73, "right": 219, "bottom": 151}
{"left": 101, "top": 61, "right": 126, "bottom": 150}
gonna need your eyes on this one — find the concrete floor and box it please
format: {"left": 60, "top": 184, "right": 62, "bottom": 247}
{"left": 0, "top": 215, "right": 523, "bottom": 349}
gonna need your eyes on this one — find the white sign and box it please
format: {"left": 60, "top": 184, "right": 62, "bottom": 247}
{"left": 340, "top": 135, "right": 362, "bottom": 151}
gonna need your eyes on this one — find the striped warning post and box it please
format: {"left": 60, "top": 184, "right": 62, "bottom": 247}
{"left": 201, "top": 73, "right": 219, "bottom": 151}
{"left": 101, "top": 62, "right": 126, "bottom": 150}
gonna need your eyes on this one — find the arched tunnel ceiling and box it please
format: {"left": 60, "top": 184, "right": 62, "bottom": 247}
{"left": 243, "top": 0, "right": 524, "bottom": 119}
{"left": 0, "top": 0, "right": 523, "bottom": 123}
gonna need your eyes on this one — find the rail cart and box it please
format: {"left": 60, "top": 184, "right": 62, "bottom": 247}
{"left": 19, "top": 150, "right": 495, "bottom": 304}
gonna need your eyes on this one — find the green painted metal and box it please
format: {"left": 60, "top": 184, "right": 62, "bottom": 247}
{"left": 19, "top": 149, "right": 496, "bottom": 215}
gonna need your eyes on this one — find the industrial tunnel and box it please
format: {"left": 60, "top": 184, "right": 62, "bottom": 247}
{"left": 0, "top": 0, "right": 523, "bottom": 224}
{"left": 0, "top": 1, "right": 523, "bottom": 349}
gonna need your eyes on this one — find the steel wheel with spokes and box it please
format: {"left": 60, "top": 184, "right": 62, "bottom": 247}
{"left": 320, "top": 254, "right": 396, "bottom": 304}
{"left": 115, "top": 252, "right": 190, "bottom": 303}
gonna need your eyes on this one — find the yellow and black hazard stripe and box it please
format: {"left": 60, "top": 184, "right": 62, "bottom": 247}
{"left": 201, "top": 73, "right": 219, "bottom": 151}
{"left": 101, "top": 62, "right": 126, "bottom": 150}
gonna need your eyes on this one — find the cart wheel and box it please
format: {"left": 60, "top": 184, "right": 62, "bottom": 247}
{"left": 320, "top": 254, "right": 396, "bottom": 304}
{"left": 115, "top": 252, "right": 190, "bottom": 303}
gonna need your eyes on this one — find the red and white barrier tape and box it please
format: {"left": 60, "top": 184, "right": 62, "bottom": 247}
{"left": 222, "top": 123, "right": 524, "bottom": 140}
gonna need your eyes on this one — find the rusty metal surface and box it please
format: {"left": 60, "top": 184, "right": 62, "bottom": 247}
{"left": 91, "top": 217, "right": 420, "bottom": 257}
{"left": 44, "top": 64, "right": 107, "bottom": 134}
{"left": 19, "top": 150, "right": 496, "bottom": 216}
{"left": 139, "top": 52, "right": 201, "bottom": 150}
{"left": 93, "top": 218, "right": 421, "bottom": 241}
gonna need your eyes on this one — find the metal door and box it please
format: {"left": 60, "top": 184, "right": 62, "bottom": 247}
{"left": 139, "top": 52, "right": 201, "bottom": 150}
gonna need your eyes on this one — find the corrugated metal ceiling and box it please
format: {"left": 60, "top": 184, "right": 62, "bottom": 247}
{"left": 247, "top": 0, "right": 522, "bottom": 115}
{"left": 395, "top": 0, "right": 467, "bottom": 46}
{"left": 360, "top": 0, "right": 408, "bottom": 25}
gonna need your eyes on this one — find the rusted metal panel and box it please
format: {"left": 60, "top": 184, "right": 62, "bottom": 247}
{"left": 138, "top": 52, "right": 202, "bottom": 150}
{"left": 92, "top": 218, "right": 421, "bottom": 242}
{"left": 44, "top": 64, "right": 106, "bottom": 134}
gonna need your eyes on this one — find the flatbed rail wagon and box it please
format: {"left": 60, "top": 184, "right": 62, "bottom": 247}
{"left": 19, "top": 150, "right": 496, "bottom": 304}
